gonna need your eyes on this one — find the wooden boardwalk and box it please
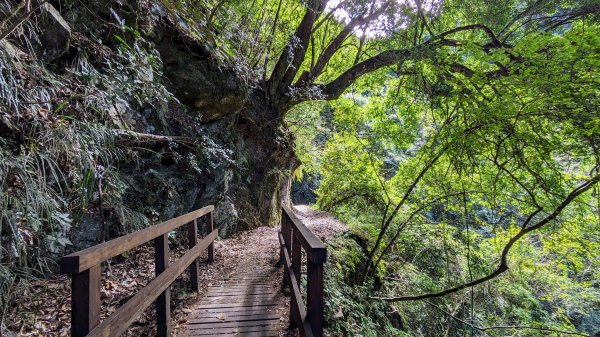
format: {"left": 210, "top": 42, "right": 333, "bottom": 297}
{"left": 185, "top": 267, "right": 283, "bottom": 336}
{"left": 59, "top": 205, "right": 326, "bottom": 337}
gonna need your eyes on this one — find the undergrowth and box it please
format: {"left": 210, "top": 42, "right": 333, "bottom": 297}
{"left": 324, "top": 234, "right": 406, "bottom": 336}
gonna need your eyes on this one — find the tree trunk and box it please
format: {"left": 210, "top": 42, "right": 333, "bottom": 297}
{"left": 229, "top": 89, "right": 298, "bottom": 228}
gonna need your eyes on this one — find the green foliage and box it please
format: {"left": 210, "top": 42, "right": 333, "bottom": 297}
{"left": 325, "top": 235, "right": 406, "bottom": 337}
{"left": 290, "top": 10, "right": 600, "bottom": 336}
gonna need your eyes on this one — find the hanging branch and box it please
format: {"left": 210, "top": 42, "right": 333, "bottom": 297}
{"left": 372, "top": 172, "right": 600, "bottom": 302}
{"left": 423, "top": 300, "right": 589, "bottom": 336}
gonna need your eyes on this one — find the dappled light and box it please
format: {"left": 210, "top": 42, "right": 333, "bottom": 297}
{"left": 1, "top": 0, "right": 599, "bottom": 336}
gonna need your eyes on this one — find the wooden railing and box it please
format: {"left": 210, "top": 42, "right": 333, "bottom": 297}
{"left": 59, "top": 205, "right": 217, "bottom": 337}
{"left": 279, "top": 204, "right": 327, "bottom": 337}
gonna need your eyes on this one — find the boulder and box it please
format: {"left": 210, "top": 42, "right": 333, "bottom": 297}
{"left": 37, "top": 3, "right": 71, "bottom": 61}
{"left": 157, "top": 39, "right": 247, "bottom": 123}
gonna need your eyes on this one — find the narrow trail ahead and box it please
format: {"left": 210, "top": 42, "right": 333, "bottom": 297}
{"left": 178, "top": 205, "right": 346, "bottom": 337}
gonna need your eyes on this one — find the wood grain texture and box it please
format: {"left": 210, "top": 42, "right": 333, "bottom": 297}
{"left": 60, "top": 205, "right": 214, "bottom": 274}
{"left": 70, "top": 265, "right": 101, "bottom": 337}
{"left": 186, "top": 267, "right": 284, "bottom": 337}
{"left": 86, "top": 229, "right": 218, "bottom": 337}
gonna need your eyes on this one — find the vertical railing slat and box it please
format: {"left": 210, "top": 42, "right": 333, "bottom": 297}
{"left": 307, "top": 259, "right": 324, "bottom": 337}
{"left": 154, "top": 233, "right": 171, "bottom": 337}
{"left": 187, "top": 219, "right": 199, "bottom": 292}
{"left": 206, "top": 212, "right": 214, "bottom": 263}
{"left": 71, "top": 265, "right": 101, "bottom": 337}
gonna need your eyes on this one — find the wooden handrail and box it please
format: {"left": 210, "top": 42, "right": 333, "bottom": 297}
{"left": 60, "top": 205, "right": 214, "bottom": 274}
{"left": 279, "top": 204, "right": 327, "bottom": 337}
{"left": 59, "top": 205, "right": 216, "bottom": 337}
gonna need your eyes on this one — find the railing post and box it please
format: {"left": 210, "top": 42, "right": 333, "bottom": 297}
{"left": 154, "top": 233, "right": 171, "bottom": 337}
{"left": 307, "top": 253, "right": 325, "bottom": 337}
{"left": 289, "top": 231, "right": 302, "bottom": 328}
{"left": 187, "top": 219, "right": 199, "bottom": 292}
{"left": 206, "top": 211, "right": 214, "bottom": 263}
{"left": 291, "top": 232, "right": 302, "bottom": 288}
{"left": 71, "top": 265, "right": 101, "bottom": 337}
{"left": 280, "top": 211, "right": 290, "bottom": 287}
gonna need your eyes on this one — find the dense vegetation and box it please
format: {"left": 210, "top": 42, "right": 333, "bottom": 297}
{"left": 1, "top": 0, "right": 599, "bottom": 336}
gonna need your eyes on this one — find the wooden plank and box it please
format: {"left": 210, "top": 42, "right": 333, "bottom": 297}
{"left": 202, "top": 291, "right": 276, "bottom": 297}
{"left": 193, "top": 307, "right": 279, "bottom": 314}
{"left": 195, "top": 301, "right": 279, "bottom": 309}
{"left": 86, "top": 229, "right": 218, "bottom": 337}
{"left": 206, "top": 287, "right": 276, "bottom": 291}
{"left": 188, "top": 219, "right": 199, "bottom": 292}
{"left": 199, "top": 297, "right": 277, "bottom": 304}
{"left": 70, "top": 265, "right": 101, "bottom": 337}
{"left": 192, "top": 310, "right": 279, "bottom": 319}
{"left": 59, "top": 205, "right": 214, "bottom": 274}
{"left": 206, "top": 286, "right": 276, "bottom": 291}
{"left": 205, "top": 292, "right": 277, "bottom": 297}
{"left": 190, "top": 331, "right": 278, "bottom": 337}
{"left": 188, "top": 313, "right": 280, "bottom": 324}
{"left": 282, "top": 204, "right": 326, "bottom": 263}
{"left": 188, "top": 325, "right": 279, "bottom": 335}
{"left": 154, "top": 233, "right": 171, "bottom": 337}
{"left": 187, "top": 320, "right": 278, "bottom": 329}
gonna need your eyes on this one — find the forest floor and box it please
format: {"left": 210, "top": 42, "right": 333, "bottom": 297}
{"left": 5, "top": 205, "right": 346, "bottom": 337}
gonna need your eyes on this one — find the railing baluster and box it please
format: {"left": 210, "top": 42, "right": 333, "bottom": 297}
{"left": 206, "top": 212, "right": 214, "bottom": 263}
{"left": 290, "top": 230, "right": 302, "bottom": 328}
{"left": 154, "top": 233, "right": 171, "bottom": 337}
{"left": 280, "top": 213, "right": 290, "bottom": 287}
{"left": 291, "top": 232, "right": 302, "bottom": 287}
{"left": 187, "top": 219, "right": 199, "bottom": 292}
{"left": 307, "top": 259, "right": 325, "bottom": 337}
{"left": 71, "top": 265, "right": 101, "bottom": 337}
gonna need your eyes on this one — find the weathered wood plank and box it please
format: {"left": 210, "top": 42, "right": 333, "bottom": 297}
{"left": 187, "top": 319, "right": 278, "bottom": 329}
{"left": 188, "top": 325, "right": 279, "bottom": 336}
{"left": 195, "top": 301, "right": 279, "bottom": 309}
{"left": 60, "top": 205, "right": 214, "bottom": 274}
{"left": 193, "top": 307, "right": 280, "bottom": 314}
{"left": 188, "top": 313, "right": 280, "bottom": 324}
{"left": 86, "top": 229, "right": 218, "bottom": 337}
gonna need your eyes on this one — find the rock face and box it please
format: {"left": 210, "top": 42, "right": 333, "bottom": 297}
{"left": 37, "top": 3, "right": 71, "bottom": 61}
{"left": 0, "top": 0, "right": 296, "bottom": 259}
{"left": 292, "top": 175, "right": 319, "bottom": 205}
{"left": 158, "top": 39, "right": 247, "bottom": 123}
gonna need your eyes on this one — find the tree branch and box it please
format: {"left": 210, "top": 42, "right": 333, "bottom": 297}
{"left": 372, "top": 173, "right": 600, "bottom": 302}
{"left": 296, "top": 1, "right": 393, "bottom": 85}
{"left": 268, "top": 0, "right": 326, "bottom": 100}
{"left": 423, "top": 300, "right": 589, "bottom": 336}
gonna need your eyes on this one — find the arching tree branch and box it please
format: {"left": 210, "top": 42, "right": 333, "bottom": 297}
{"left": 372, "top": 173, "right": 600, "bottom": 302}
{"left": 424, "top": 300, "right": 589, "bottom": 336}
